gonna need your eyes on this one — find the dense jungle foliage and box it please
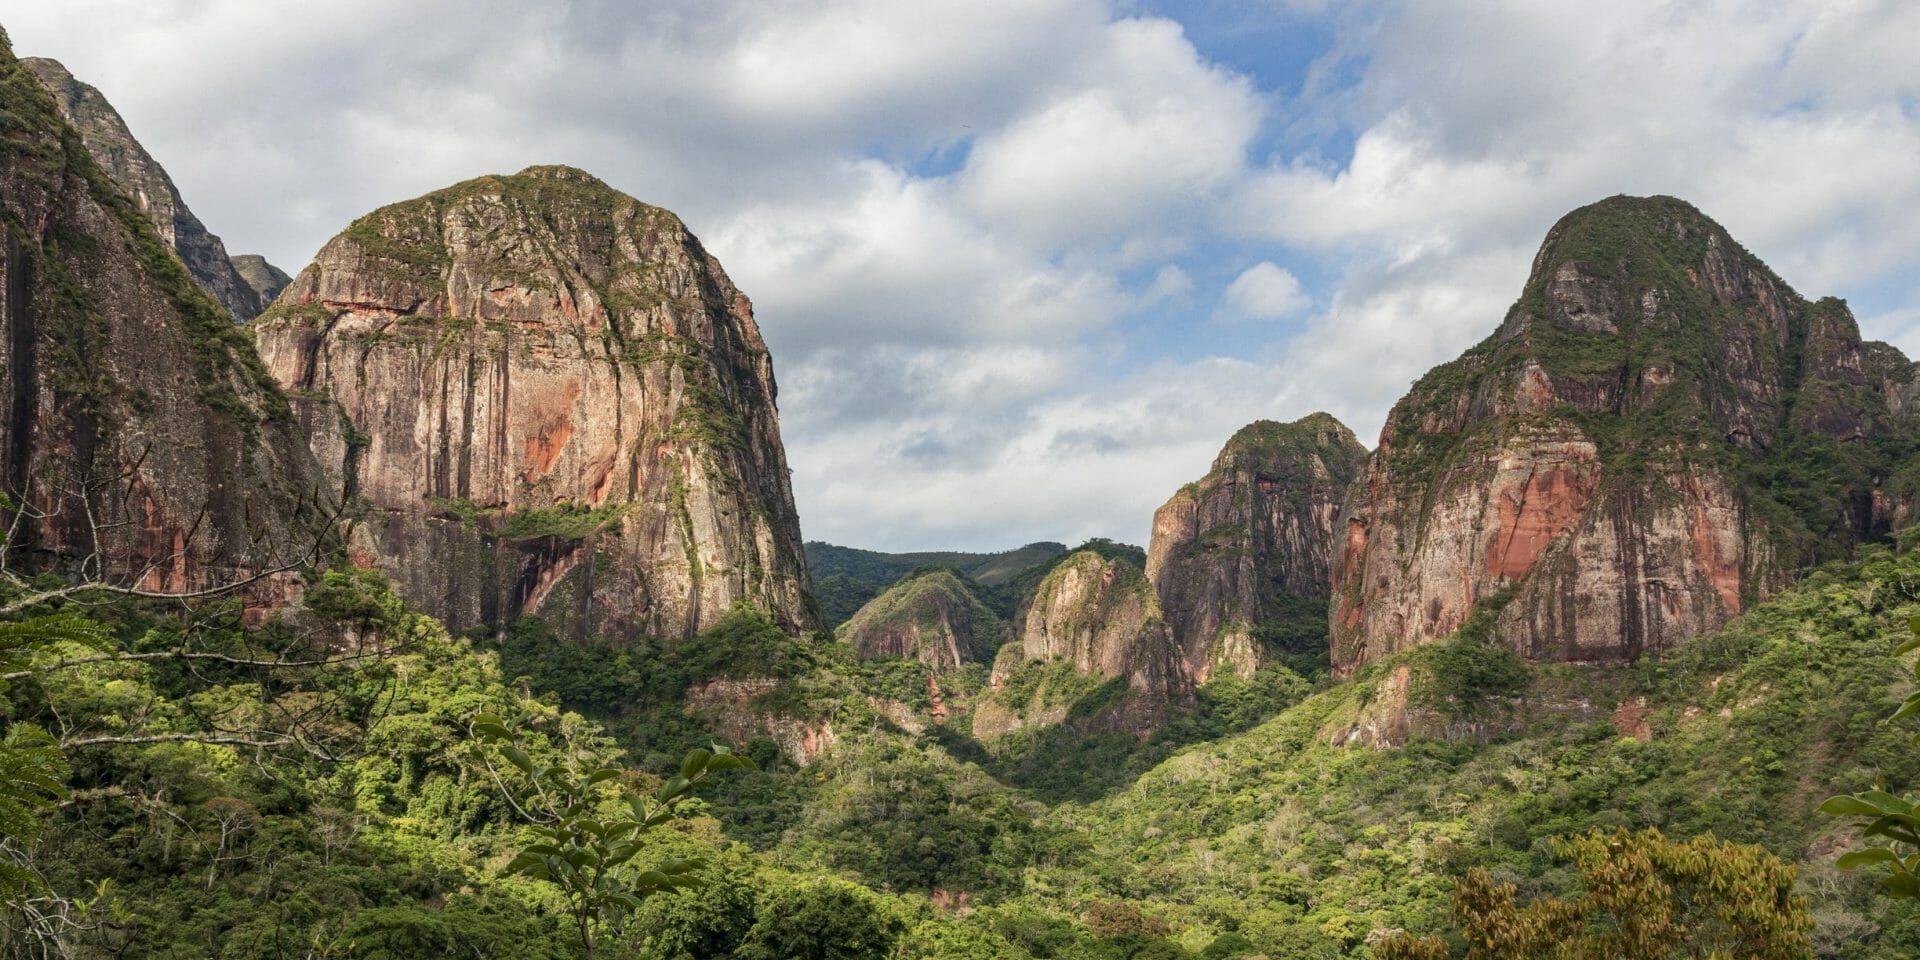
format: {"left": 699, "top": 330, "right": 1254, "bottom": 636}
{"left": 6, "top": 545, "right": 1920, "bottom": 958}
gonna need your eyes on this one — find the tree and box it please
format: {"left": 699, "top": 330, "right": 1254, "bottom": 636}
{"left": 1374, "top": 828, "right": 1813, "bottom": 960}
{"left": 469, "top": 713, "right": 751, "bottom": 956}
{"left": 1821, "top": 615, "right": 1920, "bottom": 897}
{"left": 735, "top": 878, "right": 900, "bottom": 960}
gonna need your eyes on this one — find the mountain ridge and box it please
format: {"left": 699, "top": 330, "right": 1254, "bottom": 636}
{"left": 20, "top": 56, "right": 282, "bottom": 322}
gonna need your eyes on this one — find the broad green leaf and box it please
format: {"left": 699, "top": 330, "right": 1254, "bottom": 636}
{"left": 1821, "top": 796, "right": 1886, "bottom": 817}
{"left": 1861, "top": 791, "right": 1916, "bottom": 815}
{"left": 681, "top": 748, "right": 712, "bottom": 780}
{"left": 501, "top": 746, "right": 535, "bottom": 775}
{"left": 1838, "top": 848, "right": 1901, "bottom": 869}
{"left": 654, "top": 775, "right": 690, "bottom": 803}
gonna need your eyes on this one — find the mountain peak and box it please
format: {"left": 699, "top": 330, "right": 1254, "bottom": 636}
{"left": 254, "top": 169, "right": 811, "bottom": 641}
{"left": 1333, "top": 194, "right": 1920, "bottom": 674}
{"left": 1149, "top": 413, "right": 1367, "bottom": 682}
{"left": 513, "top": 163, "right": 610, "bottom": 185}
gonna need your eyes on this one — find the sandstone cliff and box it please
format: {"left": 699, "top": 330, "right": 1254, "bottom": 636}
{"left": 1147, "top": 413, "right": 1367, "bottom": 681}
{"left": 230, "top": 254, "right": 291, "bottom": 308}
{"left": 976, "top": 550, "right": 1179, "bottom": 739}
{"left": 1332, "top": 195, "right": 1920, "bottom": 674}
{"left": 0, "top": 37, "right": 329, "bottom": 594}
{"left": 253, "top": 166, "right": 811, "bottom": 641}
{"left": 22, "top": 57, "right": 265, "bottom": 322}
{"left": 839, "top": 569, "right": 1005, "bottom": 671}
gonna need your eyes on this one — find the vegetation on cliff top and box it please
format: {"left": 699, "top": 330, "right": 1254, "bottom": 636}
{"left": 837, "top": 568, "right": 1009, "bottom": 665}
{"left": 1186, "top": 412, "right": 1369, "bottom": 505}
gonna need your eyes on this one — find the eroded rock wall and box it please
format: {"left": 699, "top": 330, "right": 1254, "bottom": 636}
{"left": 0, "top": 37, "right": 329, "bottom": 598}
{"left": 1332, "top": 195, "right": 1920, "bottom": 674}
{"left": 255, "top": 166, "right": 811, "bottom": 641}
{"left": 22, "top": 57, "right": 266, "bottom": 322}
{"left": 1146, "top": 413, "right": 1367, "bottom": 680}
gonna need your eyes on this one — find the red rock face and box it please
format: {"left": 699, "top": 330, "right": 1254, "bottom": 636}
{"left": 0, "top": 42, "right": 330, "bottom": 593}
{"left": 1331, "top": 195, "right": 1920, "bottom": 674}
{"left": 255, "top": 166, "right": 811, "bottom": 642}
{"left": 1482, "top": 435, "right": 1599, "bottom": 579}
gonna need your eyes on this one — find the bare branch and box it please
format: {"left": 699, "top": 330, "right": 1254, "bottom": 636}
{"left": 60, "top": 732, "right": 296, "bottom": 749}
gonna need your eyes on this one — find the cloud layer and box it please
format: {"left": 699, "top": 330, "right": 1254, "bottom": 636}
{"left": 5, "top": 0, "right": 1916, "bottom": 550}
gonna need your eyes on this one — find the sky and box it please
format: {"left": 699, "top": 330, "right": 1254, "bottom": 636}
{"left": 5, "top": 0, "right": 1918, "bottom": 552}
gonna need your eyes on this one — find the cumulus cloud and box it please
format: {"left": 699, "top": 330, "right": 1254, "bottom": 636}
{"left": 1220, "top": 262, "right": 1309, "bottom": 321}
{"left": 955, "top": 16, "right": 1262, "bottom": 256}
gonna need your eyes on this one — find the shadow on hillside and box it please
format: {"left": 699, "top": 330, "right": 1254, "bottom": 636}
{"left": 934, "top": 668, "right": 1319, "bottom": 805}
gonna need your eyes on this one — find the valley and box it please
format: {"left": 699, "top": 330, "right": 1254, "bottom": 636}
{"left": 0, "top": 16, "right": 1915, "bottom": 960}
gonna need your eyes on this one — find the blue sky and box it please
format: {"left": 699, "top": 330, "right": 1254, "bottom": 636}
{"left": 5, "top": 0, "right": 1918, "bottom": 552}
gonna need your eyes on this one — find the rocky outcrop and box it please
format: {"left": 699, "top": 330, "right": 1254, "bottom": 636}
{"left": 838, "top": 569, "right": 1005, "bottom": 671}
{"left": 229, "top": 254, "right": 291, "bottom": 308}
{"left": 254, "top": 165, "right": 811, "bottom": 641}
{"left": 1005, "top": 552, "right": 1175, "bottom": 690}
{"left": 977, "top": 551, "right": 1180, "bottom": 738}
{"left": 22, "top": 57, "right": 264, "bottom": 322}
{"left": 0, "top": 36, "right": 329, "bottom": 596}
{"left": 684, "top": 678, "right": 837, "bottom": 766}
{"left": 1147, "top": 413, "right": 1367, "bottom": 681}
{"left": 1332, "top": 195, "right": 1920, "bottom": 675}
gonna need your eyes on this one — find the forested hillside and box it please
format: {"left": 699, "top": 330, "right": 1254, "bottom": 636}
{"left": 4, "top": 15, "right": 1920, "bottom": 960}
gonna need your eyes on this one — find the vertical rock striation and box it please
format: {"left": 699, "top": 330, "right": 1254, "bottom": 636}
{"left": 22, "top": 57, "right": 266, "bottom": 322}
{"left": 1332, "top": 195, "right": 1920, "bottom": 674}
{"left": 1146, "top": 413, "right": 1367, "bottom": 680}
{"left": 976, "top": 550, "right": 1180, "bottom": 738}
{"left": 253, "top": 166, "right": 812, "bottom": 641}
{"left": 0, "top": 36, "right": 329, "bottom": 594}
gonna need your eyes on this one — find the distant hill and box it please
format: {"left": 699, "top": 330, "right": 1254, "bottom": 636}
{"left": 806, "top": 540, "right": 1071, "bottom": 626}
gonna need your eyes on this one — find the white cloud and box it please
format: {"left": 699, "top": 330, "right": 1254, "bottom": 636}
{"left": 956, "top": 17, "right": 1262, "bottom": 256}
{"left": 1227, "top": 0, "right": 1920, "bottom": 442}
{"left": 1143, "top": 265, "right": 1195, "bottom": 304}
{"left": 1220, "top": 261, "right": 1309, "bottom": 320}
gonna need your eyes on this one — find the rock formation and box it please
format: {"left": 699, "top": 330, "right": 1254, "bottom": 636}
{"left": 976, "top": 550, "right": 1180, "bottom": 738}
{"left": 230, "top": 254, "right": 291, "bottom": 308}
{"left": 22, "top": 57, "right": 265, "bottom": 322}
{"left": 253, "top": 165, "right": 812, "bottom": 641}
{"left": 1147, "top": 413, "right": 1367, "bottom": 681}
{"left": 1332, "top": 195, "right": 1920, "bottom": 675}
{"left": 0, "top": 36, "right": 329, "bottom": 596}
{"left": 839, "top": 569, "right": 1005, "bottom": 671}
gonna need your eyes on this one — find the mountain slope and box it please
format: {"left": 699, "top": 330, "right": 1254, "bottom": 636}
{"left": 1333, "top": 195, "right": 1920, "bottom": 673}
{"left": 839, "top": 568, "right": 1007, "bottom": 670}
{"left": 254, "top": 166, "right": 813, "bottom": 641}
{"left": 976, "top": 550, "right": 1180, "bottom": 740}
{"left": 21, "top": 56, "right": 269, "bottom": 322}
{"left": 1032, "top": 545, "right": 1920, "bottom": 957}
{"left": 0, "top": 34, "right": 328, "bottom": 595}
{"left": 1148, "top": 413, "right": 1367, "bottom": 681}
{"left": 807, "top": 540, "right": 1069, "bottom": 626}
{"left": 229, "top": 252, "right": 290, "bottom": 307}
